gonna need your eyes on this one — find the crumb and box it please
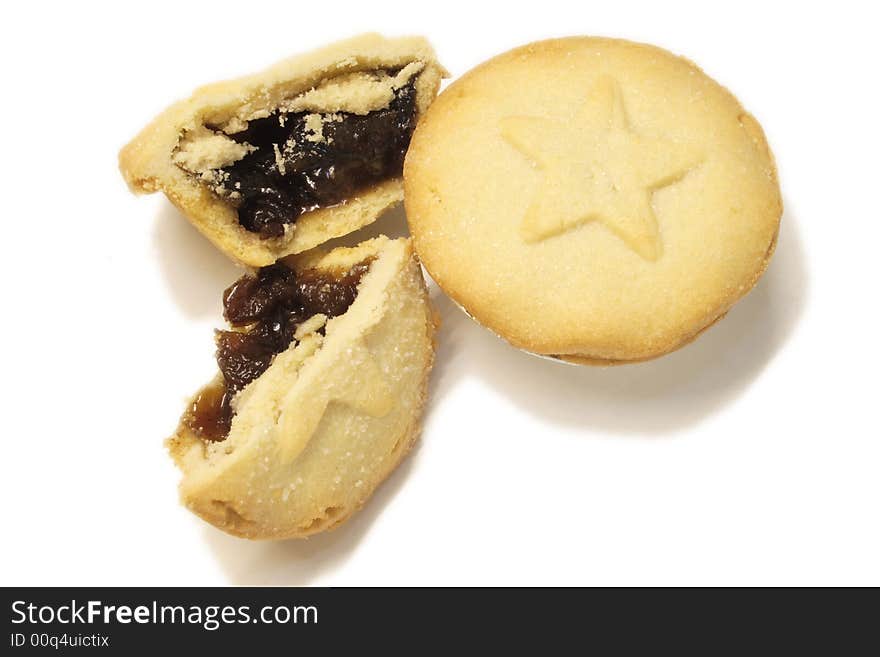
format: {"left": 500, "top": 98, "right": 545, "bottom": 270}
{"left": 303, "top": 113, "right": 325, "bottom": 143}
{"left": 273, "top": 143, "right": 286, "bottom": 175}
{"left": 173, "top": 126, "right": 254, "bottom": 173}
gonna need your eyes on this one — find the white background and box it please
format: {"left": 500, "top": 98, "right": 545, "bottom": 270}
{"left": 2, "top": 0, "right": 878, "bottom": 586}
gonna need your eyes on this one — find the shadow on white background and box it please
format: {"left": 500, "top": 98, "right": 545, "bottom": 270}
{"left": 428, "top": 203, "right": 808, "bottom": 434}
{"left": 152, "top": 203, "right": 243, "bottom": 318}
{"left": 154, "top": 198, "right": 807, "bottom": 584}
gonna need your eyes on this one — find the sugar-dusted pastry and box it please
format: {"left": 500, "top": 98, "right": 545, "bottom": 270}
{"left": 120, "top": 34, "right": 445, "bottom": 266}
{"left": 168, "top": 237, "right": 435, "bottom": 538}
{"left": 404, "top": 37, "right": 782, "bottom": 364}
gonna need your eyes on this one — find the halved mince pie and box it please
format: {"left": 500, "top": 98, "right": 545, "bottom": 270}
{"left": 120, "top": 34, "right": 445, "bottom": 266}
{"left": 167, "top": 236, "right": 436, "bottom": 539}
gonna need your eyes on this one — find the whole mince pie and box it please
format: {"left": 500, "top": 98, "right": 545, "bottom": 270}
{"left": 404, "top": 36, "right": 781, "bottom": 365}
{"left": 167, "top": 236, "right": 436, "bottom": 539}
{"left": 119, "top": 34, "right": 445, "bottom": 266}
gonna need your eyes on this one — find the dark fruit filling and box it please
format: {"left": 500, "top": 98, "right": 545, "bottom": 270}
{"left": 185, "top": 259, "right": 373, "bottom": 441}
{"left": 219, "top": 76, "right": 418, "bottom": 239}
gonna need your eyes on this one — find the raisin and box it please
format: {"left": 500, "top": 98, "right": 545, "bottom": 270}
{"left": 223, "top": 263, "right": 299, "bottom": 325}
{"left": 215, "top": 330, "right": 278, "bottom": 392}
{"left": 185, "top": 384, "right": 233, "bottom": 442}
{"left": 218, "top": 77, "right": 418, "bottom": 238}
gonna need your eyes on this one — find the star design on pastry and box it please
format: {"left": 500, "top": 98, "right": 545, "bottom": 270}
{"left": 277, "top": 336, "right": 394, "bottom": 464}
{"left": 500, "top": 76, "right": 702, "bottom": 260}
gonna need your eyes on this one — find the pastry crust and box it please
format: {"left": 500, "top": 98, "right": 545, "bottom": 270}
{"left": 120, "top": 34, "right": 445, "bottom": 266}
{"left": 404, "top": 37, "right": 782, "bottom": 364}
{"left": 167, "top": 237, "right": 435, "bottom": 539}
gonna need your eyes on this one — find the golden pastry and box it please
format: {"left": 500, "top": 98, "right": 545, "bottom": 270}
{"left": 121, "top": 34, "right": 445, "bottom": 266}
{"left": 168, "top": 237, "right": 435, "bottom": 538}
{"left": 404, "top": 37, "right": 781, "bottom": 364}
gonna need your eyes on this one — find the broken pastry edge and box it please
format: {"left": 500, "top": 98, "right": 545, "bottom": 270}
{"left": 166, "top": 234, "right": 397, "bottom": 467}
{"left": 166, "top": 236, "right": 437, "bottom": 539}
{"left": 119, "top": 33, "right": 446, "bottom": 267}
